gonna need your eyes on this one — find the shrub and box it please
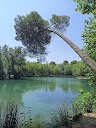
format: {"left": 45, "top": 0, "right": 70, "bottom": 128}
{"left": 72, "top": 92, "right": 96, "bottom": 115}
{"left": 47, "top": 105, "right": 72, "bottom": 128}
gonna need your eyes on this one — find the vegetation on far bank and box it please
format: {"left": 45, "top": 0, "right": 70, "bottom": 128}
{"left": 0, "top": 45, "right": 91, "bottom": 80}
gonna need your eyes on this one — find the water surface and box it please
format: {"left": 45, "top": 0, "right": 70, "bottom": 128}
{"left": 0, "top": 77, "right": 90, "bottom": 120}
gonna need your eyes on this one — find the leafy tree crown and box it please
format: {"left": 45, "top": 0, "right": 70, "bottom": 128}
{"left": 14, "top": 11, "right": 70, "bottom": 57}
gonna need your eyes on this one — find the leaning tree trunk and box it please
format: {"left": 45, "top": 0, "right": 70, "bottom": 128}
{"left": 48, "top": 29, "right": 96, "bottom": 72}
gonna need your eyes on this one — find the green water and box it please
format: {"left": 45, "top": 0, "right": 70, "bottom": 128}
{"left": 0, "top": 77, "right": 91, "bottom": 120}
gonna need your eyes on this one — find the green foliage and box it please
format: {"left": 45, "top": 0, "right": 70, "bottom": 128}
{"left": 88, "top": 71, "right": 96, "bottom": 86}
{"left": 0, "top": 102, "right": 18, "bottom": 128}
{"left": 0, "top": 45, "right": 26, "bottom": 79}
{"left": 72, "top": 92, "right": 96, "bottom": 115}
{"left": 64, "top": 64, "right": 72, "bottom": 75}
{"left": 74, "top": 0, "right": 96, "bottom": 16}
{"left": 74, "top": 0, "right": 96, "bottom": 85}
{"left": 50, "top": 14, "right": 70, "bottom": 32}
{"left": 20, "top": 116, "right": 45, "bottom": 128}
{"left": 48, "top": 105, "right": 72, "bottom": 128}
{"left": 82, "top": 18, "right": 96, "bottom": 61}
{"left": 14, "top": 11, "right": 51, "bottom": 56}
{"left": 58, "top": 64, "right": 64, "bottom": 76}
{"left": 0, "top": 102, "right": 46, "bottom": 128}
{"left": 0, "top": 102, "right": 73, "bottom": 128}
{"left": 63, "top": 60, "right": 69, "bottom": 65}
{"left": 23, "top": 60, "right": 89, "bottom": 77}
{"left": 0, "top": 45, "right": 90, "bottom": 78}
{"left": 2, "top": 45, "right": 9, "bottom": 77}
{"left": 0, "top": 46, "right": 3, "bottom": 78}
{"left": 13, "top": 46, "right": 26, "bottom": 78}
{"left": 70, "top": 60, "right": 77, "bottom": 65}
{"left": 49, "top": 61, "right": 56, "bottom": 65}
{"left": 14, "top": 11, "right": 70, "bottom": 57}
{"left": 48, "top": 64, "right": 59, "bottom": 76}
{"left": 24, "top": 62, "right": 46, "bottom": 76}
{"left": 82, "top": 17, "right": 96, "bottom": 85}
{"left": 72, "top": 61, "right": 90, "bottom": 77}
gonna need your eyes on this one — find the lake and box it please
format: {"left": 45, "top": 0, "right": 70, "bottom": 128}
{"left": 0, "top": 77, "right": 91, "bottom": 121}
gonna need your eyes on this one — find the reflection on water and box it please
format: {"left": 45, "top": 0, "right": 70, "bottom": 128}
{"left": 0, "top": 77, "right": 91, "bottom": 120}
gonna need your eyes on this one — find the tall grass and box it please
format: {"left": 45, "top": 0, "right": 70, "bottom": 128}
{"left": 0, "top": 102, "right": 19, "bottom": 128}
{"left": 47, "top": 104, "right": 72, "bottom": 128}
{"left": 0, "top": 102, "right": 73, "bottom": 128}
{"left": 0, "top": 102, "right": 46, "bottom": 128}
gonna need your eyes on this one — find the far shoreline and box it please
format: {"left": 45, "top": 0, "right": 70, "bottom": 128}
{"left": 0, "top": 75, "right": 89, "bottom": 80}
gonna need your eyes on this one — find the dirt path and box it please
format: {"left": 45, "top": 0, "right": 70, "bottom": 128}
{"left": 72, "top": 113, "right": 96, "bottom": 128}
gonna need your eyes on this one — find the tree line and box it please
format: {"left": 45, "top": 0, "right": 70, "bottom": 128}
{"left": 0, "top": 45, "right": 90, "bottom": 79}
{"left": 24, "top": 60, "right": 90, "bottom": 77}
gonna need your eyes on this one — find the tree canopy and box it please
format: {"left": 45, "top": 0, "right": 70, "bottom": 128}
{"left": 14, "top": 11, "right": 70, "bottom": 57}
{"left": 0, "top": 45, "right": 26, "bottom": 79}
{"left": 50, "top": 14, "right": 70, "bottom": 32}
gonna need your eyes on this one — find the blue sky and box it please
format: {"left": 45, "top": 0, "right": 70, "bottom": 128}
{"left": 0, "top": 0, "right": 89, "bottom": 63}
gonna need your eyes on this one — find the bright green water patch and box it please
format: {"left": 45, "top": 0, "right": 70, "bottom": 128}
{"left": 0, "top": 77, "right": 91, "bottom": 120}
